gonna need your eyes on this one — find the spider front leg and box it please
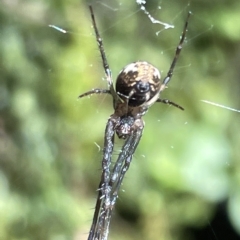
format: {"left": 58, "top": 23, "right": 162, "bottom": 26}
{"left": 110, "top": 119, "right": 144, "bottom": 206}
{"left": 88, "top": 116, "right": 118, "bottom": 240}
{"left": 96, "top": 120, "right": 143, "bottom": 240}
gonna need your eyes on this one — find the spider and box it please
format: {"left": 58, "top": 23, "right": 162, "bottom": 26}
{"left": 79, "top": 6, "right": 190, "bottom": 240}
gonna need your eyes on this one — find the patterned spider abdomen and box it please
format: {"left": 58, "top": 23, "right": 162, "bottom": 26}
{"left": 116, "top": 61, "right": 161, "bottom": 107}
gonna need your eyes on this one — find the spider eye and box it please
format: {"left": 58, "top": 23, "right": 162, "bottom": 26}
{"left": 116, "top": 61, "right": 161, "bottom": 107}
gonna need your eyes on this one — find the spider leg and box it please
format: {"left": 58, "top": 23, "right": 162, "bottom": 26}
{"left": 108, "top": 119, "right": 143, "bottom": 211}
{"left": 161, "top": 11, "right": 191, "bottom": 90}
{"left": 95, "top": 125, "right": 143, "bottom": 240}
{"left": 157, "top": 98, "right": 184, "bottom": 110}
{"left": 78, "top": 89, "right": 111, "bottom": 98}
{"left": 93, "top": 119, "right": 143, "bottom": 240}
{"left": 110, "top": 126, "right": 143, "bottom": 207}
{"left": 88, "top": 116, "right": 118, "bottom": 240}
{"left": 87, "top": 181, "right": 105, "bottom": 240}
{"left": 89, "top": 6, "right": 119, "bottom": 102}
{"left": 96, "top": 135, "right": 137, "bottom": 239}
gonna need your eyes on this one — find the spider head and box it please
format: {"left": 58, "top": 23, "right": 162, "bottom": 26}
{"left": 116, "top": 61, "right": 161, "bottom": 107}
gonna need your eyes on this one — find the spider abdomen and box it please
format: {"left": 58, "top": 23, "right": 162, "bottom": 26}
{"left": 116, "top": 61, "right": 161, "bottom": 107}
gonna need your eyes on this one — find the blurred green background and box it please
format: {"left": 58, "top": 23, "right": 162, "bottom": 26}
{"left": 1, "top": 0, "right": 240, "bottom": 239}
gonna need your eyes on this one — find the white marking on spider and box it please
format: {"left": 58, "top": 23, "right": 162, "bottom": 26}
{"left": 153, "top": 68, "right": 161, "bottom": 79}
{"left": 121, "top": 63, "right": 138, "bottom": 74}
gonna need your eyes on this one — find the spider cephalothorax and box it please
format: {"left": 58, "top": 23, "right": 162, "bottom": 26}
{"left": 79, "top": 6, "right": 190, "bottom": 240}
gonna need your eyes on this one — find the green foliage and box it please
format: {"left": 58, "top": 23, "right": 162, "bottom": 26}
{"left": 1, "top": 0, "right": 240, "bottom": 239}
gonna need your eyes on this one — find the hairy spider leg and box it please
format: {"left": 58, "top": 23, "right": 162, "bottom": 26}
{"left": 96, "top": 129, "right": 143, "bottom": 240}
{"left": 110, "top": 124, "right": 143, "bottom": 204}
{"left": 89, "top": 6, "right": 118, "bottom": 102}
{"left": 160, "top": 11, "right": 191, "bottom": 90}
{"left": 96, "top": 119, "right": 144, "bottom": 240}
{"left": 88, "top": 117, "right": 116, "bottom": 240}
{"left": 154, "top": 12, "right": 191, "bottom": 111}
